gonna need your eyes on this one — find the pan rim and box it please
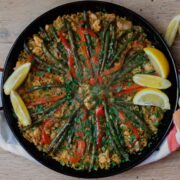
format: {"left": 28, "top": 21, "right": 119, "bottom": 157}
{"left": 1, "top": 1, "right": 179, "bottom": 178}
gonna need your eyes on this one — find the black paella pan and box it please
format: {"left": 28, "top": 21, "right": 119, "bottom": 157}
{"left": 0, "top": 1, "right": 179, "bottom": 178}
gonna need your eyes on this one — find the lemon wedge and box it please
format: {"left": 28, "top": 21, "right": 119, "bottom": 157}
{"left": 133, "top": 74, "right": 171, "bottom": 89}
{"left": 3, "top": 63, "right": 31, "bottom": 95}
{"left": 10, "top": 90, "right": 31, "bottom": 126}
{"left": 165, "top": 14, "right": 180, "bottom": 47}
{"left": 133, "top": 88, "right": 170, "bottom": 110}
{"left": 144, "top": 47, "right": 169, "bottom": 78}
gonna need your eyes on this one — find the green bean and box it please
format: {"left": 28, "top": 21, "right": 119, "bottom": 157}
{"left": 67, "top": 128, "right": 74, "bottom": 145}
{"left": 99, "top": 29, "right": 110, "bottom": 72}
{"left": 48, "top": 123, "right": 70, "bottom": 153}
{"left": 109, "top": 29, "right": 136, "bottom": 67}
{"left": 31, "top": 98, "right": 66, "bottom": 117}
{"left": 116, "top": 104, "right": 151, "bottom": 137}
{"left": 50, "top": 26, "right": 68, "bottom": 64}
{"left": 83, "top": 11, "right": 92, "bottom": 57}
{"left": 88, "top": 115, "right": 96, "bottom": 172}
{"left": 107, "top": 24, "right": 116, "bottom": 61}
{"left": 124, "top": 50, "right": 144, "bottom": 65}
{"left": 24, "top": 43, "right": 64, "bottom": 74}
{"left": 99, "top": 22, "right": 110, "bottom": 72}
{"left": 87, "top": 116, "right": 93, "bottom": 153}
{"left": 42, "top": 43, "right": 66, "bottom": 71}
{"left": 108, "top": 52, "right": 146, "bottom": 87}
{"left": 27, "top": 84, "right": 64, "bottom": 93}
{"left": 48, "top": 110, "right": 78, "bottom": 154}
{"left": 103, "top": 102, "right": 129, "bottom": 160}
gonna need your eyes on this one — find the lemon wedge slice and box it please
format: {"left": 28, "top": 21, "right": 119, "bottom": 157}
{"left": 144, "top": 47, "right": 169, "bottom": 78}
{"left": 10, "top": 90, "right": 31, "bottom": 126}
{"left": 133, "top": 74, "right": 171, "bottom": 89}
{"left": 133, "top": 88, "right": 170, "bottom": 110}
{"left": 3, "top": 63, "right": 31, "bottom": 95}
{"left": 165, "top": 14, "right": 180, "bottom": 47}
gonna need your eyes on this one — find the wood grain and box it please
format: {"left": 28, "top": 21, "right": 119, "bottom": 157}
{"left": 0, "top": 0, "right": 179, "bottom": 180}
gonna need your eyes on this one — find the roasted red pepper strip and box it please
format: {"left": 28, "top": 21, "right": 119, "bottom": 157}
{"left": 27, "top": 55, "right": 34, "bottom": 62}
{"left": 119, "top": 111, "right": 126, "bottom": 121}
{"left": 122, "top": 84, "right": 143, "bottom": 91}
{"left": 112, "top": 84, "right": 142, "bottom": 91}
{"left": 89, "top": 77, "right": 97, "bottom": 85}
{"left": 103, "top": 40, "right": 142, "bottom": 76}
{"left": 119, "top": 111, "right": 139, "bottom": 147}
{"left": 41, "top": 119, "right": 54, "bottom": 145}
{"left": 69, "top": 140, "right": 86, "bottom": 164}
{"left": 78, "top": 28, "right": 91, "bottom": 68}
{"left": 125, "top": 122, "right": 140, "bottom": 146}
{"left": 58, "top": 31, "right": 76, "bottom": 78}
{"left": 27, "top": 95, "right": 65, "bottom": 108}
{"left": 102, "top": 60, "right": 124, "bottom": 76}
{"left": 132, "top": 40, "right": 146, "bottom": 49}
{"left": 69, "top": 131, "right": 86, "bottom": 164}
{"left": 95, "top": 105, "right": 105, "bottom": 149}
{"left": 54, "top": 103, "right": 67, "bottom": 114}
{"left": 81, "top": 108, "right": 88, "bottom": 122}
{"left": 91, "top": 38, "right": 101, "bottom": 65}
{"left": 81, "top": 28, "right": 101, "bottom": 65}
{"left": 116, "top": 87, "right": 143, "bottom": 97}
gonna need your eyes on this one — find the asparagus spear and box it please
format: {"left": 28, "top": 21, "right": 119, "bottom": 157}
{"left": 64, "top": 20, "right": 82, "bottom": 78}
{"left": 88, "top": 114, "right": 96, "bottom": 172}
{"left": 83, "top": 11, "right": 92, "bottom": 57}
{"left": 50, "top": 26, "right": 68, "bottom": 64}
{"left": 116, "top": 104, "right": 151, "bottom": 137}
{"left": 107, "top": 24, "right": 116, "bottom": 62}
{"left": 108, "top": 52, "right": 146, "bottom": 87}
{"left": 99, "top": 29, "right": 110, "bottom": 72}
{"left": 124, "top": 50, "right": 144, "bottom": 65}
{"left": 98, "top": 22, "right": 110, "bottom": 72}
{"left": 39, "top": 26, "right": 68, "bottom": 67}
{"left": 108, "top": 29, "right": 135, "bottom": 67}
{"left": 27, "top": 84, "right": 64, "bottom": 93}
{"left": 42, "top": 43, "right": 66, "bottom": 71}
{"left": 24, "top": 43, "right": 64, "bottom": 74}
{"left": 67, "top": 128, "right": 74, "bottom": 145}
{"left": 108, "top": 41, "right": 129, "bottom": 67}
{"left": 103, "top": 102, "right": 129, "bottom": 160}
{"left": 48, "top": 110, "right": 78, "bottom": 154}
{"left": 31, "top": 98, "right": 66, "bottom": 117}
{"left": 47, "top": 122, "right": 70, "bottom": 153}
{"left": 86, "top": 115, "right": 93, "bottom": 153}
{"left": 109, "top": 107, "right": 126, "bottom": 148}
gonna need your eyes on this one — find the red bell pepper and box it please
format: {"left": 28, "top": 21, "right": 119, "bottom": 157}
{"left": 95, "top": 105, "right": 105, "bottom": 149}
{"left": 41, "top": 119, "right": 54, "bottom": 145}
{"left": 116, "top": 86, "right": 143, "bottom": 97}
{"left": 27, "top": 95, "right": 65, "bottom": 108}
{"left": 58, "top": 31, "right": 76, "bottom": 78}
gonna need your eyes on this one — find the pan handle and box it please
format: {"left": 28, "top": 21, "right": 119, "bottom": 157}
{"left": 0, "top": 68, "right": 3, "bottom": 111}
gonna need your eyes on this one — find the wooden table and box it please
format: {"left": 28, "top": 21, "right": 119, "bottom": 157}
{"left": 0, "top": 0, "right": 179, "bottom": 179}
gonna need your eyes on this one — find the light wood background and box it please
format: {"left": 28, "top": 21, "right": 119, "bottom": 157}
{"left": 0, "top": 0, "right": 179, "bottom": 180}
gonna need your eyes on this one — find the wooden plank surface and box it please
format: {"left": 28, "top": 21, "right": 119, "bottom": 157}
{"left": 0, "top": 0, "right": 179, "bottom": 180}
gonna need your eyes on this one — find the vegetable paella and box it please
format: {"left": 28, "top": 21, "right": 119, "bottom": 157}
{"left": 4, "top": 11, "right": 171, "bottom": 171}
